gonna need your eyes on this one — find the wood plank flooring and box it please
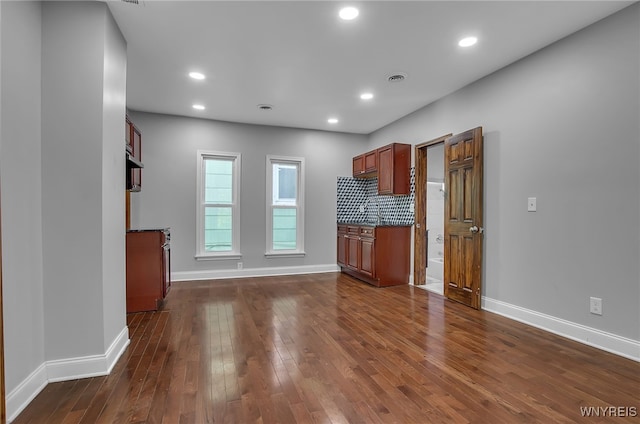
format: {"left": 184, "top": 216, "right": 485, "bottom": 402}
{"left": 13, "top": 272, "right": 640, "bottom": 423}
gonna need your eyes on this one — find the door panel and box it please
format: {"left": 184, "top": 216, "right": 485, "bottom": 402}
{"left": 347, "top": 236, "right": 359, "bottom": 269}
{"left": 444, "top": 127, "right": 483, "bottom": 309}
{"left": 360, "top": 238, "right": 374, "bottom": 277}
{"left": 377, "top": 146, "right": 392, "bottom": 194}
{"left": 448, "top": 169, "right": 460, "bottom": 222}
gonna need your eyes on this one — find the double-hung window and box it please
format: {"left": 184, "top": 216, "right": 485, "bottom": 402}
{"left": 266, "top": 155, "right": 305, "bottom": 257}
{"left": 196, "top": 151, "right": 241, "bottom": 259}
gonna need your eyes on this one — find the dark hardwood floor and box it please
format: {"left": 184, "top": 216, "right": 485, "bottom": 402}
{"left": 13, "top": 272, "right": 640, "bottom": 423}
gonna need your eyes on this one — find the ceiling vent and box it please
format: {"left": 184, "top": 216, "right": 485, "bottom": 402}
{"left": 121, "top": 0, "right": 143, "bottom": 4}
{"left": 257, "top": 104, "right": 274, "bottom": 111}
{"left": 387, "top": 73, "right": 407, "bottom": 83}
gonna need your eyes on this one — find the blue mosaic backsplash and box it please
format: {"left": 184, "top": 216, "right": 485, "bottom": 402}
{"left": 337, "top": 168, "right": 415, "bottom": 226}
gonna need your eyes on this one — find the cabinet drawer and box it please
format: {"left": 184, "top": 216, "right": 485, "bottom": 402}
{"left": 347, "top": 226, "right": 360, "bottom": 235}
{"left": 337, "top": 224, "right": 347, "bottom": 233}
{"left": 359, "top": 226, "right": 375, "bottom": 238}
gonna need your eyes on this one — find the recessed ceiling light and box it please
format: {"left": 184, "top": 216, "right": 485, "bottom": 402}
{"left": 192, "top": 104, "right": 205, "bottom": 110}
{"left": 360, "top": 93, "right": 374, "bottom": 100}
{"left": 328, "top": 118, "right": 339, "bottom": 124}
{"left": 458, "top": 36, "right": 478, "bottom": 47}
{"left": 189, "top": 72, "right": 205, "bottom": 80}
{"left": 339, "top": 7, "right": 359, "bottom": 21}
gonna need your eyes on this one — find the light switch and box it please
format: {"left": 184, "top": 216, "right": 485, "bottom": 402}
{"left": 528, "top": 197, "right": 537, "bottom": 212}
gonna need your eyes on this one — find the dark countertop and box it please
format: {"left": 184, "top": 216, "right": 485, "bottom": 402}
{"left": 127, "top": 227, "right": 170, "bottom": 233}
{"left": 337, "top": 221, "right": 412, "bottom": 228}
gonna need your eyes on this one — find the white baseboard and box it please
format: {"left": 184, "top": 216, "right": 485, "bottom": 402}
{"left": 482, "top": 296, "right": 640, "bottom": 362}
{"left": 47, "top": 326, "right": 130, "bottom": 382}
{"left": 172, "top": 263, "right": 340, "bottom": 282}
{"left": 6, "top": 363, "right": 48, "bottom": 423}
{"left": 6, "top": 326, "right": 129, "bottom": 423}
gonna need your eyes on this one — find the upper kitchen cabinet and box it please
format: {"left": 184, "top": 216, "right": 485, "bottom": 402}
{"left": 352, "top": 143, "right": 410, "bottom": 195}
{"left": 126, "top": 116, "right": 143, "bottom": 192}
{"left": 377, "top": 143, "right": 410, "bottom": 195}
{"left": 352, "top": 149, "right": 377, "bottom": 177}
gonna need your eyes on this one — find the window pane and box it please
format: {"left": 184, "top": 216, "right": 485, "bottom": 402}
{"left": 272, "top": 208, "right": 297, "bottom": 250}
{"left": 204, "top": 206, "right": 232, "bottom": 251}
{"left": 272, "top": 163, "right": 297, "bottom": 205}
{"left": 205, "top": 158, "right": 233, "bottom": 204}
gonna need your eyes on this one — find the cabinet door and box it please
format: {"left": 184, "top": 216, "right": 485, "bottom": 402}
{"left": 125, "top": 118, "right": 132, "bottom": 151}
{"left": 364, "top": 150, "right": 377, "bottom": 172}
{"left": 337, "top": 232, "right": 347, "bottom": 265}
{"left": 130, "top": 128, "right": 142, "bottom": 191}
{"left": 346, "top": 236, "right": 360, "bottom": 269}
{"left": 360, "top": 238, "right": 375, "bottom": 277}
{"left": 378, "top": 146, "right": 393, "bottom": 194}
{"left": 352, "top": 155, "right": 365, "bottom": 177}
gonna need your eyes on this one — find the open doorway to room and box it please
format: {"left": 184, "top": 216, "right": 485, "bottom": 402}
{"left": 413, "top": 134, "right": 450, "bottom": 292}
{"left": 424, "top": 143, "right": 445, "bottom": 295}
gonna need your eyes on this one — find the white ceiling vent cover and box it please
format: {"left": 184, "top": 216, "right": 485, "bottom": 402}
{"left": 387, "top": 73, "right": 407, "bottom": 83}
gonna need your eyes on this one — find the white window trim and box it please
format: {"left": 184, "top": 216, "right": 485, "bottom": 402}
{"left": 265, "top": 155, "right": 305, "bottom": 257}
{"left": 195, "top": 150, "right": 241, "bottom": 260}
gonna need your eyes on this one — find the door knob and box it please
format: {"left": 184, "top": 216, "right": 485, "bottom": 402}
{"left": 469, "top": 226, "right": 484, "bottom": 234}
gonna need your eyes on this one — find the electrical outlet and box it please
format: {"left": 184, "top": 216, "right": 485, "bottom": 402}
{"left": 237, "top": 262, "right": 243, "bottom": 270}
{"left": 590, "top": 297, "right": 602, "bottom": 315}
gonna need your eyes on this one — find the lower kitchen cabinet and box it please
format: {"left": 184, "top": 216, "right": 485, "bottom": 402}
{"left": 337, "top": 224, "right": 410, "bottom": 287}
{"left": 126, "top": 229, "right": 171, "bottom": 313}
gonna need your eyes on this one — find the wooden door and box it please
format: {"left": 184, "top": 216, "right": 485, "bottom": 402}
{"left": 444, "top": 127, "right": 483, "bottom": 309}
{"left": 0, "top": 192, "right": 5, "bottom": 422}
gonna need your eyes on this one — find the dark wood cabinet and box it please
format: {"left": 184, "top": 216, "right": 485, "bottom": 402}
{"left": 352, "top": 149, "right": 378, "bottom": 177}
{"left": 338, "top": 224, "right": 410, "bottom": 287}
{"left": 377, "top": 143, "right": 411, "bottom": 195}
{"left": 126, "top": 229, "right": 170, "bottom": 313}
{"left": 337, "top": 225, "right": 347, "bottom": 266}
{"left": 126, "top": 116, "right": 143, "bottom": 192}
{"left": 352, "top": 143, "right": 410, "bottom": 195}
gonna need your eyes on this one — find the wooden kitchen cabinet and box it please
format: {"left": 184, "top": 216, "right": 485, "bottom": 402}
{"left": 126, "top": 229, "right": 170, "bottom": 313}
{"left": 126, "top": 116, "right": 143, "bottom": 192}
{"left": 337, "top": 224, "right": 410, "bottom": 287}
{"left": 337, "top": 224, "right": 347, "bottom": 266}
{"left": 351, "top": 143, "right": 410, "bottom": 195}
{"left": 352, "top": 149, "right": 377, "bottom": 177}
{"left": 377, "top": 143, "right": 411, "bottom": 195}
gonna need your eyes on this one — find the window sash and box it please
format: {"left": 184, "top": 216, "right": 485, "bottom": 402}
{"left": 197, "top": 151, "right": 241, "bottom": 258}
{"left": 266, "top": 155, "right": 304, "bottom": 255}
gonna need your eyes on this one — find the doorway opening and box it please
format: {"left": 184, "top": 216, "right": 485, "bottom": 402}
{"left": 424, "top": 143, "right": 445, "bottom": 295}
{"left": 413, "top": 134, "right": 450, "bottom": 291}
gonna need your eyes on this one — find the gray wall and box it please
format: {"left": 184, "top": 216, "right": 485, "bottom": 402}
{"left": 41, "top": 0, "right": 126, "bottom": 360}
{"left": 1, "top": 2, "right": 128, "bottom": 416}
{"left": 0, "top": 0, "right": 45, "bottom": 395}
{"left": 369, "top": 4, "right": 640, "bottom": 341}
{"left": 101, "top": 4, "right": 128, "bottom": 354}
{"left": 128, "top": 112, "right": 367, "bottom": 275}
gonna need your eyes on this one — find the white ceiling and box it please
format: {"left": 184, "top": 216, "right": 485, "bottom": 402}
{"left": 107, "top": 1, "right": 634, "bottom": 134}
